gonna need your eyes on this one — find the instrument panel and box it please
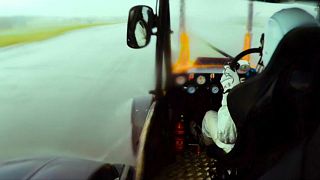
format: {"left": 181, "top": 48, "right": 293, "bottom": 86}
{"left": 168, "top": 72, "right": 224, "bottom": 127}
{"left": 173, "top": 73, "right": 223, "bottom": 95}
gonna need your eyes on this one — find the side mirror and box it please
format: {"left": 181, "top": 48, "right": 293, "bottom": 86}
{"left": 127, "top": 5, "right": 155, "bottom": 49}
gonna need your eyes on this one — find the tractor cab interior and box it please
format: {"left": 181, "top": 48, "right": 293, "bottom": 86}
{"left": 127, "top": 1, "right": 320, "bottom": 179}
{"left": 151, "top": 25, "right": 320, "bottom": 180}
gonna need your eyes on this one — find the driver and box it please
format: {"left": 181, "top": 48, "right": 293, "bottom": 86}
{"left": 201, "top": 8, "right": 318, "bottom": 154}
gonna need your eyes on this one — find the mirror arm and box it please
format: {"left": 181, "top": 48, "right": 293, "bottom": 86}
{"left": 150, "top": 17, "right": 159, "bottom": 36}
{"left": 151, "top": 28, "right": 158, "bottom": 36}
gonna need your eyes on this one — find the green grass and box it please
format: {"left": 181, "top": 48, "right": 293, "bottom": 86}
{"left": 0, "top": 23, "right": 110, "bottom": 47}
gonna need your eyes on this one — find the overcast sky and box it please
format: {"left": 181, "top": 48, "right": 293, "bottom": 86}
{"left": 0, "top": 0, "right": 156, "bottom": 17}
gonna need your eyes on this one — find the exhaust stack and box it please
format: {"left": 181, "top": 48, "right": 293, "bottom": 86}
{"left": 243, "top": 0, "right": 253, "bottom": 62}
{"left": 173, "top": 0, "right": 193, "bottom": 73}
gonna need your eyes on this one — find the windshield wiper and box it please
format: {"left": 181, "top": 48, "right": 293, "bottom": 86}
{"left": 203, "top": 40, "right": 234, "bottom": 59}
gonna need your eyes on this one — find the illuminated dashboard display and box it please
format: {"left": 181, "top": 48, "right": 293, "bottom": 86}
{"left": 176, "top": 76, "right": 187, "bottom": 85}
{"left": 196, "top": 75, "right": 206, "bottom": 85}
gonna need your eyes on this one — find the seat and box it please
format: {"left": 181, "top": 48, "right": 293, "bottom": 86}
{"left": 224, "top": 26, "right": 320, "bottom": 179}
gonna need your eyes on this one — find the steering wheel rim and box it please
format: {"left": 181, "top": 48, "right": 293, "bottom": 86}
{"left": 230, "top": 47, "right": 262, "bottom": 71}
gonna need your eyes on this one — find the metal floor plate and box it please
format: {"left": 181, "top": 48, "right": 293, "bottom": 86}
{"left": 153, "top": 149, "right": 218, "bottom": 180}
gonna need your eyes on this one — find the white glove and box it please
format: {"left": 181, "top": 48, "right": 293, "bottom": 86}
{"left": 220, "top": 65, "right": 240, "bottom": 93}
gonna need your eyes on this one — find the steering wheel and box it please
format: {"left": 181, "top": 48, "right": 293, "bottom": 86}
{"left": 230, "top": 33, "right": 265, "bottom": 72}
{"left": 229, "top": 47, "right": 262, "bottom": 72}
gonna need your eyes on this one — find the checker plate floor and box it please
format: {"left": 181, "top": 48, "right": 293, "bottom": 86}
{"left": 153, "top": 149, "right": 218, "bottom": 180}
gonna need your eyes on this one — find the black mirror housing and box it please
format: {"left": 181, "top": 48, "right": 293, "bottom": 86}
{"left": 127, "top": 5, "right": 155, "bottom": 49}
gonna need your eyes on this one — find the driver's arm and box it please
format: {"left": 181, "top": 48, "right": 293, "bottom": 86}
{"left": 217, "top": 65, "right": 240, "bottom": 144}
{"left": 217, "top": 96, "right": 237, "bottom": 144}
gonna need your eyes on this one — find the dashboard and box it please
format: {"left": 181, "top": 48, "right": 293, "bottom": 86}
{"left": 168, "top": 57, "right": 227, "bottom": 128}
{"left": 167, "top": 71, "right": 224, "bottom": 127}
{"left": 173, "top": 71, "right": 223, "bottom": 96}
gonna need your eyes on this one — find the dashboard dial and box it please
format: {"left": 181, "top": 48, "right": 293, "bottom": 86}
{"left": 176, "top": 76, "right": 186, "bottom": 85}
{"left": 211, "top": 85, "right": 219, "bottom": 94}
{"left": 196, "top": 75, "right": 206, "bottom": 85}
{"left": 187, "top": 86, "right": 196, "bottom": 94}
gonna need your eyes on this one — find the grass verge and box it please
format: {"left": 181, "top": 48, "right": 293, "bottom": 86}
{"left": 0, "top": 23, "right": 110, "bottom": 48}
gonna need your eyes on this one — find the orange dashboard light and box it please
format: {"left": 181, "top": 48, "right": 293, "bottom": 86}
{"left": 188, "top": 73, "right": 194, "bottom": 80}
{"left": 210, "top": 73, "right": 215, "bottom": 79}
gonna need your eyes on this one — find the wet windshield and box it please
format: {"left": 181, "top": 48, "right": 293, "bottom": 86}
{"left": 0, "top": 0, "right": 318, "bottom": 168}
{"left": 169, "top": 0, "right": 318, "bottom": 73}
{"left": 0, "top": 0, "right": 157, "bottom": 165}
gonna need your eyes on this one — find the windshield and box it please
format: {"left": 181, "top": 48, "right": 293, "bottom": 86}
{"left": 0, "top": 0, "right": 157, "bottom": 165}
{"left": 0, "top": 0, "right": 318, "bottom": 168}
{"left": 169, "top": 0, "right": 318, "bottom": 74}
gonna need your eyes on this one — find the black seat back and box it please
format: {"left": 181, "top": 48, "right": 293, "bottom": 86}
{"left": 226, "top": 26, "right": 320, "bottom": 178}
